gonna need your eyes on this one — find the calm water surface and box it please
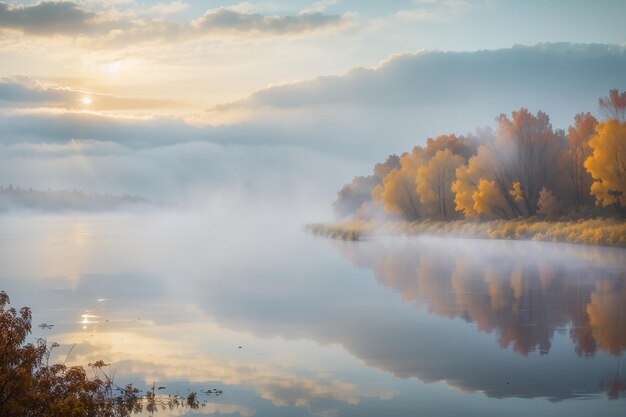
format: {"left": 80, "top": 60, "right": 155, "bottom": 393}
{"left": 1, "top": 212, "right": 625, "bottom": 416}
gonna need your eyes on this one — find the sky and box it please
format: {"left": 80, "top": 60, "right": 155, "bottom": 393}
{"left": 2, "top": 0, "right": 626, "bottom": 109}
{"left": 3, "top": 4, "right": 626, "bottom": 414}
{"left": 1, "top": 0, "right": 625, "bottom": 212}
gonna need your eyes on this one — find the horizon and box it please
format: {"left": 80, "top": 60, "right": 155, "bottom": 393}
{"left": 1, "top": 1, "right": 625, "bottom": 210}
{"left": 1, "top": 2, "right": 626, "bottom": 417}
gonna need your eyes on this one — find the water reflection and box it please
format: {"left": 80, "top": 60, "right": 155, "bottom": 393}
{"left": 313, "top": 237, "right": 626, "bottom": 401}
{"left": 334, "top": 237, "right": 626, "bottom": 358}
{"left": 2, "top": 214, "right": 626, "bottom": 415}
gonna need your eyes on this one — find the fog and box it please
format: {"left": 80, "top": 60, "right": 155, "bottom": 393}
{"left": 1, "top": 43, "right": 625, "bottom": 216}
{"left": 2, "top": 41, "right": 626, "bottom": 416}
{"left": 2, "top": 211, "right": 625, "bottom": 414}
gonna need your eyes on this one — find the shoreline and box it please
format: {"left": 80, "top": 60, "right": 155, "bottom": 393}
{"left": 307, "top": 218, "right": 626, "bottom": 248}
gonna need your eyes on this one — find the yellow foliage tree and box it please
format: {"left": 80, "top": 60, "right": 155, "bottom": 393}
{"left": 584, "top": 120, "right": 626, "bottom": 209}
{"left": 424, "top": 134, "right": 478, "bottom": 161}
{"left": 451, "top": 146, "right": 514, "bottom": 219}
{"left": 452, "top": 146, "right": 491, "bottom": 218}
{"left": 416, "top": 149, "right": 464, "bottom": 219}
{"left": 473, "top": 179, "right": 509, "bottom": 217}
{"left": 451, "top": 163, "right": 478, "bottom": 218}
{"left": 372, "top": 147, "right": 426, "bottom": 220}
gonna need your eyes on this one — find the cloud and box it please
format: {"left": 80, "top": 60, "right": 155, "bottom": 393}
{"left": 302, "top": 0, "right": 339, "bottom": 14}
{"left": 0, "top": 1, "right": 97, "bottom": 35}
{"left": 1, "top": 43, "right": 625, "bottom": 202}
{"left": 0, "top": 108, "right": 362, "bottom": 208}
{"left": 203, "top": 43, "right": 626, "bottom": 155}
{"left": 0, "top": 109, "right": 206, "bottom": 148}
{"left": 0, "top": 77, "right": 182, "bottom": 111}
{"left": 193, "top": 8, "right": 344, "bottom": 35}
{"left": 145, "top": 1, "right": 189, "bottom": 15}
{"left": 0, "top": 1, "right": 347, "bottom": 43}
{"left": 56, "top": 328, "right": 371, "bottom": 411}
{"left": 394, "top": 0, "right": 471, "bottom": 22}
{"left": 210, "top": 43, "right": 626, "bottom": 112}
{"left": 0, "top": 76, "right": 67, "bottom": 103}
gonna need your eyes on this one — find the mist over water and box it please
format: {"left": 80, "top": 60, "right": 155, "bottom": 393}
{"left": 1, "top": 0, "right": 625, "bottom": 414}
{"left": 1, "top": 200, "right": 625, "bottom": 416}
{"left": 2, "top": 80, "right": 625, "bottom": 414}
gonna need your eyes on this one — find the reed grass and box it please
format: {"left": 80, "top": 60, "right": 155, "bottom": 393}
{"left": 307, "top": 218, "right": 626, "bottom": 247}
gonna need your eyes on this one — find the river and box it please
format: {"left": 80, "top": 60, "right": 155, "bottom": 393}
{"left": 1, "top": 211, "right": 625, "bottom": 416}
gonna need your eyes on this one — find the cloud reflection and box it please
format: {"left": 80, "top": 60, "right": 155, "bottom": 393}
{"left": 3, "top": 213, "right": 626, "bottom": 404}
{"left": 52, "top": 321, "right": 393, "bottom": 415}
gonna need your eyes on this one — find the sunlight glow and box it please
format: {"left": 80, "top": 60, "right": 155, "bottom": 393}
{"left": 80, "top": 313, "right": 99, "bottom": 325}
{"left": 106, "top": 61, "right": 121, "bottom": 74}
{"left": 82, "top": 96, "right": 92, "bottom": 105}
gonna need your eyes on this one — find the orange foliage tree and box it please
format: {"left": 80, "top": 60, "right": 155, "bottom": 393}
{"left": 561, "top": 113, "right": 598, "bottom": 206}
{"left": 452, "top": 109, "right": 564, "bottom": 218}
{"left": 537, "top": 187, "right": 561, "bottom": 219}
{"left": 0, "top": 292, "right": 202, "bottom": 417}
{"left": 598, "top": 89, "right": 626, "bottom": 122}
{"left": 335, "top": 90, "right": 626, "bottom": 222}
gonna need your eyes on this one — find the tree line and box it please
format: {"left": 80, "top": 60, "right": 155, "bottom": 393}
{"left": 334, "top": 89, "right": 626, "bottom": 221}
{"left": 0, "top": 186, "right": 149, "bottom": 211}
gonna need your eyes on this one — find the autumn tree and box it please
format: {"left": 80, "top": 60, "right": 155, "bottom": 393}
{"left": 473, "top": 178, "right": 511, "bottom": 218}
{"left": 369, "top": 133, "right": 483, "bottom": 221}
{"left": 416, "top": 149, "right": 464, "bottom": 219}
{"left": 452, "top": 146, "right": 511, "bottom": 219}
{"left": 423, "top": 133, "right": 479, "bottom": 161}
{"left": 372, "top": 147, "right": 426, "bottom": 221}
{"left": 598, "top": 89, "right": 626, "bottom": 122}
{"left": 0, "top": 291, "right": 46, "bottom": 415}
{"left": 560, "top": 113, "right": 598, "bottom": 206}
{"left": 0, "top": 291, "right": 114, "bottom": 416}
{"left": 0, "top": 291, "right": 202, "bottom": 417}
{"left": 537, "top": 187, "right": 561, "bottom": 219}
{"left": 373, "top": 155, "right": 402, "bottom": 179}
{"left": 452, "top": 109, "right": 564, "bottom": 218}
{"left": 333, "top": 175, "right": 379, "bottom": 218}
{"left": 584, "top": 119, "right": 626, "bottom": 213}
{"left": 495, "top": 109, "right": 564, "bottom": 215}
{"left": 333, "top": 94, "right": 626, "bottom": 221}
{"left": 333, "top": 154, "right": 400, "bottom": 218}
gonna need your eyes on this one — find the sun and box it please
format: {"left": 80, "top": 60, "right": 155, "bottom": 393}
{"left": 106, "top": 61, "right": 121, "bottom": 74}
{"left": 82, "top": 96, "right": 92, "bottom": 105}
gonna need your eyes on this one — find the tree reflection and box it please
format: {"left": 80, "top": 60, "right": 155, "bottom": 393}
{"left": 600, "top": 357, "right": 626, "bottom": 400}
{"left": 334, "top": 238, "right": 626, "bottom": 357}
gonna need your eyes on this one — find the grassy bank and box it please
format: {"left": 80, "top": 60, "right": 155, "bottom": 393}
{"left": 307, "top": 218, "right": 626, "bottom": 247}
